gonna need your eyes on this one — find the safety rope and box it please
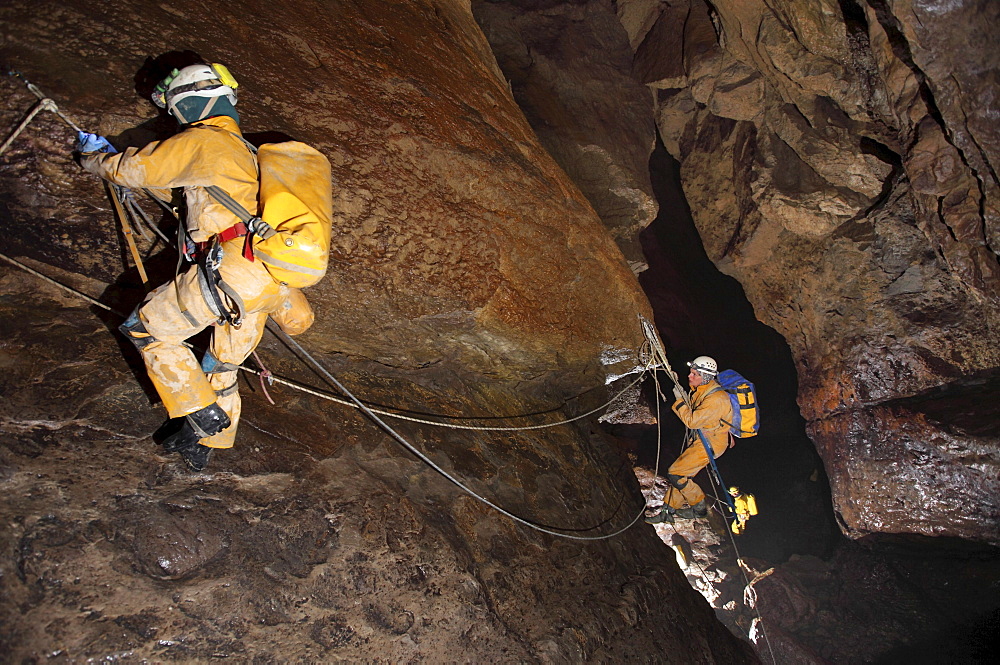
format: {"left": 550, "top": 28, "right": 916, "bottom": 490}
{"left": 0, "top": 249, "right": 649, "bottom": 435}
{"left": 0, "top": 251, "right": 657, "bottom": 539}
{"left": 267, "top": 321, "right": 654, "bottom": 540}
{"left": 239, "top": 355, "right": 648, "bottom": 432}
{"left": 0, "top": 97, "right": 58, "bottom": 157}
{"left": 0, "top": 252, "right": 119, "bottom": 314}
{"left": 2, "top": 72, "right": 83, "bottom": 158}
{"left": 251, "top": 350, "right": 276, "bottom": 405}
{"left": 705, "top": 473, "right": 777, "bottom": 665}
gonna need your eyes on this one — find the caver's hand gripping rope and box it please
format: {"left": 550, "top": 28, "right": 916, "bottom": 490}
{"left": 3, "top": 71, "right": 154, "bottom": 286}
{"left": 1, "top": 74, "right": 665, "bottom": 541}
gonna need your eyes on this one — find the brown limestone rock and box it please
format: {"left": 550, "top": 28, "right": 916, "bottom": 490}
{"left": 0, "top": 0, "right": 653, "bottom": 392}
{"left": 635, "top": 0, "right": 1000, "bottom": 545}
{"left": 472, "top": 0, "right": 658, "bottom": 273}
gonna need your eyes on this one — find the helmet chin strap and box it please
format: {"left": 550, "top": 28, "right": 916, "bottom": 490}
{"left": 198, "top": 94, "right": 219, "bottom": 120}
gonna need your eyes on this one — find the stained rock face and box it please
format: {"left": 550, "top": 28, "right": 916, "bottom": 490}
{"left": 0, "top": 0, "right": 651, "bottom": 389}
{"left": 619, "top": 0, "right": 1000, "bottom": 545}
{"left": 472, "top": 0, "right": 659, "bottom": 273}
{"left": 0, "top": 0, "right": 757, "bottom": 662}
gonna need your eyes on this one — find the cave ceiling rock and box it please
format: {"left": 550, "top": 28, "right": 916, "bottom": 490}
{"left": 906, "top": 118, "right": 1000, "bottom": 297}
{"left": 629, "top": 0, "right": 766, "bottom": 125}
{"left": 471, "top": 0, "right": 658, "bottom": 274}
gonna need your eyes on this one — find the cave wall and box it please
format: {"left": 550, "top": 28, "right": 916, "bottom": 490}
{"left": 0, "top": 0, "right": 760, "bottom": 661}
{"left": 0, "top": 0, "right": 653, "bottom": 391}
{"left": 472, "top": 0, "right": 659, "bottom": 273}
{"left": 619, "top": 0, "right": 1000, "bottom": 545}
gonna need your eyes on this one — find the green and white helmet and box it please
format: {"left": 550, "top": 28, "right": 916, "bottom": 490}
{"left": 152, "top": 63, "right": 239, "bottom": 121}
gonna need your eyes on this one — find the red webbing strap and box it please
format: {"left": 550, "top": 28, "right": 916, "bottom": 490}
{"left": 195, "top": 222, "right": 255, "bottom": 262}
{"left": 216, "top": 221, "right": 248, "bottom": 243}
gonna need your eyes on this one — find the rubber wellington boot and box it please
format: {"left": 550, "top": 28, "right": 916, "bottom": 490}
{"left": 155, "top": 416, "right": 187, "bottom": 450}
{"left": 178, "top": 443, "right": 213, "bottom": 472}
{"left": 161, "top": 403, "right": 231, "bottom": 453}
{"left": 674, "top": 506, "right": 696, "bottom": 519}
{"left": 693, "top": 501, "right": 709, "bottom": 518}
{"left": 645, "top": 507, "right": 675, "bottom": 524}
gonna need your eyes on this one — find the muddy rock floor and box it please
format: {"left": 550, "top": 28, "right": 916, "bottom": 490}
{"left": 0, "top": 262, "right": 753, "bottom": 662}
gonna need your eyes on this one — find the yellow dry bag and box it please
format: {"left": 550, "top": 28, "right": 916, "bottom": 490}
{"left": 206, "top": 141, "right": 333, "bottom": 288}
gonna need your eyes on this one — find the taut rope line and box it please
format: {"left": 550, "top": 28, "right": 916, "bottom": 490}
{"left": 0, "top": 251, "right": 659, "bottom": 540}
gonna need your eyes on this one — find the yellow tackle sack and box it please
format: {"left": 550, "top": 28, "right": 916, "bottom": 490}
{"left": 253, "top": 142, "right": 333, "bottom": 288}
{"left": 206, "top": 141, "right": 333, "bottom": 289}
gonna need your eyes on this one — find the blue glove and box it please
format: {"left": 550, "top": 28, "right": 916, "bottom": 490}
{"left": 75, "top": 131, "right": 117, "bottom": 154}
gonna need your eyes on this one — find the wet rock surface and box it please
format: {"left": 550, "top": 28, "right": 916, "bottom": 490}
{"left": 617, "top": 0, "right": 1000, "bottom": 545}
{"left": 0, "top": 263, "right": 754, "bottom": 661}
{"left": 472, "top": 0, "right": 659, "bottom": 273}
{"left": 0, "top": 0, "right": 756, "bottom": 662}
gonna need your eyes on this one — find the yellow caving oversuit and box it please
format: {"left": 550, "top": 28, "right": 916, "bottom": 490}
{"left": 663, "top": 380, "right": 734, "bottom": 512}
{"left": 730, "top": 488, "right": 758, "bottom": 534}
{"left": 80, "top": 115, "right": 314, "bottom": 467}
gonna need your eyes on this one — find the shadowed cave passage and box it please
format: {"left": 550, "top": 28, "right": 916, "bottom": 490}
{"left": 620, "top": 136, "right": 841, "bottom": 563}
{"left": 615, "top": 135, "right": 1000, "bottom": 664}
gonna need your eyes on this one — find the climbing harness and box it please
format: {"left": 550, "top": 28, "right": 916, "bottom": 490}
{"left": 0, "top": 250, "right": 659, "bottom": 541}
{"left": 695, "top": 428, "right": 738, "bottom": 515}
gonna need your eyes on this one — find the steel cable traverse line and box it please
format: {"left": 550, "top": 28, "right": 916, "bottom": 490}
{"left": 1, "top": 248, "right": 665, "bottom": 541}
{"left": 0, "top": 79, "right": 667, "bottom": 540}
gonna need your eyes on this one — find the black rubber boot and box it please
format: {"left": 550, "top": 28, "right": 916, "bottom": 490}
{"left": 179, "top": 443, "right": 214, "bottom": 472}
{"left": 155, "top": 417, "right": 187, "bottom": 450}
{"left": 645, "top": 507, "right": 675, "bottom": 524}
{"left": 674, "top": 506, "right": 696, "bottom": 519}
{"left": 693, "top": 501, "right": 708, "bottom": 518}
{"left": 161, "top": 403, "right": 231, "bottom": 453}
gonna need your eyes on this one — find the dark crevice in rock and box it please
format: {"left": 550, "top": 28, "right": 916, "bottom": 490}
{"left": 635, "top": 135, "right": 840, "bottom": 564}
{"left": 888, "top": 368, "right": 1000, "bottom": 438}
{"left": 850, "top": 136, "right": 903, "bottom": 221}
{"left": 865, "top": 0, "right": 947, "bottom": 133}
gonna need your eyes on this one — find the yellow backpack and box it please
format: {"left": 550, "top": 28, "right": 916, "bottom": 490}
{"left": 207, "top": 141, "right": 332, "bottom": 288}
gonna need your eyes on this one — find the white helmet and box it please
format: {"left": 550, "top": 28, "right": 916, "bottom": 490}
{"left": 153, "top": 63, "right": 238, "bottom": 120}
{"left": 688, "top": 355, "right": 718, "bottom": 378}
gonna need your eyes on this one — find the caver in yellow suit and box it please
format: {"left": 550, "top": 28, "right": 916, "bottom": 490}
{"left": 729, "top": 487, "right": 758, "bottom": 534}
{"left": 647, "top": 356, "right": 733, "bottom": 524}
{"left": 78, "top": 63, "right": 313, "bottom": 471}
